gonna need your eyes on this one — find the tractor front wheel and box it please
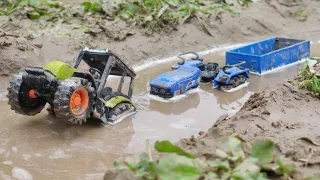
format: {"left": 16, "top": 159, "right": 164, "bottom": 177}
{"left": 53, "top": 77, "right": 94, "bottom": 125}
{"left": 7, "top": 72, "right": 46, "bottom": 115}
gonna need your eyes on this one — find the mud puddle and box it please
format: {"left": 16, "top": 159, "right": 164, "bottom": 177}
{"left": 0, "top": 43, "right": 320, "bottom": 180}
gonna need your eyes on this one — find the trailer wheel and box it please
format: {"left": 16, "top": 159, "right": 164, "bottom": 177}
{"left": 53, "top": 77, "right": 94, "bottom": 125}
{"left": 7, "top": 72, "right": 46, "bottom": 116}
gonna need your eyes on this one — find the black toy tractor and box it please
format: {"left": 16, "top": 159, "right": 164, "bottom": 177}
{"left": 7, "top": 48, "right": 136, "bottom": 125}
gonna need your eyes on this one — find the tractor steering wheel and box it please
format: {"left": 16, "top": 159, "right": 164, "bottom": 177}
{"left": 177, "top": 52, "right": 200, "bottom": 61}
{"left": 89, "top": 68, "right": 102, "bottom": 78}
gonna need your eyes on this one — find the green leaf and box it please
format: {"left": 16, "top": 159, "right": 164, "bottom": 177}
{"left": 299, "top": 80, "right": 312, "bottom": 89}
{"left": 257, "top": 172, "right": 269, "bottom": 180}
{"left": 232, "top": 158, "right": 261, "bottom": 179}
{"left": 114, "top": 160, "right": 121, "bottom": 169}
{"left": 91, "top": 2, "right": 103, "bottom": 13}
{"left": 221, "top": 172, "right": 231, "bottom": 180}
{"left": 209, "top": 159, "right": 230, "bottom": 171}
{"left": 113, "top": 160, "right": 127, "bottom": 169}
{"left": 28, "top": 11, "right": 41, "bottom": 19}
{"left": 157, "top": 4, "right": 169, "bottom": 18}
{"left": 309, "top": 57, "right": 320, "bottom": 61}
{"left": 275, "top": 156, "right": 295, "bottom": 176}
{"left": 155, "top": 140, "right": 195, "bottom": 158}
{"left": 251, "top": 139, "right": 275, "bottom": 165}
{"left": 166, "top": 0, "right": 180, "bottom": 6}
{"left": 139, "top": 152, "right": 150, "bottom": 161}
{"left": 293, "top": 9, "right": 308, "bottom": 21}
{"left": 148, "top": 161, "right": 157, "bottom": 173}
{"left": 120, "top": 12, "right": 131, "bottom": 20}
{"left": 81, "top": 2, "right": 92, "bottom": 11}
{"left": 29, "top": 0, "right": 41, "bottom": 7}
{"left": 19, "top": 0, "right": 29, "bottom": 6}
{"left": 125, "top": 4, "right": 141, "bottom": 15}
{"left": 216, "top": 149, "right": 229, "bottom": 159}
{"left": 227, "top": 137, "right": 245, "bottom": 160}
{"left": 124, "top": 156, "right": 137, "bottom": 170}
{"left": 158, "top": 154, "right": 204, "bottom": 180}
{"left": 261, "top": 163, "right": 278, "bottom": 172}
{"left": 44, "top": 0, "right": 61, "bottom": 8}
{"left": 208, "top": 172, "right": 218, "bottom": 179}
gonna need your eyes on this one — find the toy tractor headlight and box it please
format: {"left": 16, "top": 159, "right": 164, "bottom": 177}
{"left": 219, "top": 75, "right": 229, "bottom": 82}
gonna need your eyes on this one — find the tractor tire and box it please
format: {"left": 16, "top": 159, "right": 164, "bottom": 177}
{"left": 53, "top": 77, "right": 95, "bottom": 125}
{"left": 7, "top": 72, "right": 46, "bottom": 115}
{"left": 108, "top": 102, "right": 136, "bottom": 124}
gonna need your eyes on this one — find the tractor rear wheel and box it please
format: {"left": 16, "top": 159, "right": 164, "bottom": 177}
{"left": 7, "top": 72, "right": 46, "bottom": 115}
{"left": 53, "top": 77, "right": 94, "bottom": 125}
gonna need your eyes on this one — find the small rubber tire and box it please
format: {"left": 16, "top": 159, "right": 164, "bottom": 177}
{"left": 53, "top": 77, "right": 95, "bottom": 125}
{"left": 108, "top": 102, "right": 135, "bottom": 122}
{"left": 7, "top": 72, "right": 46, "bottom": 116}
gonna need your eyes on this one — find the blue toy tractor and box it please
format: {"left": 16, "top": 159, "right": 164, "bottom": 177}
{"left": 213, "top": 62, "right": 250, "bottom": 92}
{"left": 150, "top": 65, "right": 201, "bottom": 99}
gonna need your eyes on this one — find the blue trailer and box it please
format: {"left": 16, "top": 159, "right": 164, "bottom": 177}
{"left": 226, "top": 37, "right": 310, "bottom": 75}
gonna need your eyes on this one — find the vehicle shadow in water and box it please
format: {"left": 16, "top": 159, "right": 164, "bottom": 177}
{"left": 199, "top": 82, "right": 250, "bottom": 110}
{"left": 148, "top": 93, "right": 201, "bottom": 115}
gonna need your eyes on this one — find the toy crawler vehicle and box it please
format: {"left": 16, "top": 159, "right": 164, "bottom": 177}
{"left": 171, "top": 52, "right": 204, "bottom": 70}
{"left": 7, "top": 48, "right": 136, "bottom": 125}
{"left": 213, "top": 63, "right": 250, "bottom": 92}
{"left": 200, "top": 62, "right": 219, "bottom": 83}
{"left": 150, "top": 66, "right": 201, "bottom": 99}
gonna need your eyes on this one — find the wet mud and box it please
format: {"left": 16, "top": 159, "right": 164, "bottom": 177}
{"left": 1, "top": 44, "right": 320, "bottom": 179}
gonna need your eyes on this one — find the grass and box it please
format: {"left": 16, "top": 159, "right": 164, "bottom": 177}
{"left": 0, "top": 0, "right": 66, "bottom": 19}
{"left": 0, "top": 0, "right": 258, "bottom": 35}
{"left": 113, "top": 137, "right": 320, "bottom": 180}
{"left": 94, "top": 0, "right": 241, "bottom": 34}
{"left": 295, "top": 57, "right": 320, "bottom": 98}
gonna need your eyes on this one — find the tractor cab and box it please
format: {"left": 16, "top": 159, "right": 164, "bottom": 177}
{"left": 72, "top": 48, "right": 136, "bottom": 99}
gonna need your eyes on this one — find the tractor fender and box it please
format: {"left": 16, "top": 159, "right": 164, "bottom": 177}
{"left": 104, "top": 96, "right": 134, "bottom": 108}
{"left": 44, "top": 61, "right": 76, "bottom": 80}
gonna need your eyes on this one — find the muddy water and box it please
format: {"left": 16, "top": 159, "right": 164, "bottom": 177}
{"left": 0, "top": 44, "right": 320, "bottom": 180}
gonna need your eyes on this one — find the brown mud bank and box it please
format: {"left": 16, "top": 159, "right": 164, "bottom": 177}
{"left": 180, "top": 83, "right": 320, "bottom": 178}
{"left": 1, "top": 0, "right": 320, "bottom": 77}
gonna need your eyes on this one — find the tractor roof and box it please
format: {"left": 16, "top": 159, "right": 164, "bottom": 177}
{"left": 80, "top": 49, "right": 136, "bottom": 78}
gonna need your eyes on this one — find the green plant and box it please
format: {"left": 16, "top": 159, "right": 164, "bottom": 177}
{"left": 106, "top": 0, "right": 242, "bottom": 34}
{"left": 115, "top": 137, "right": 296, "bottom": 179}
{"left": 81, "top": 1, "right": 103, "bottom": 13}
{"left": 297, "top": 58, "right": 320, "bottom": 98}
{"left": 0, "top": 0, "right": 65, "bottom": 19}
{"left": 293, "top": 9, "right": 308, "bottom": 21}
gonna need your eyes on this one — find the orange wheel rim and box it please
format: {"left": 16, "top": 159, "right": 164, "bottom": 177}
{"left": 29, "top": 90, "right": 37, "bottom": 99}
{"left": 69, "top": 88, "right": 89, "bottom": 116}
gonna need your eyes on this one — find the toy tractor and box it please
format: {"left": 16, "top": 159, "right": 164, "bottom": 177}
{"left": 7, "top": 48, "right": 136, "bottom": 125}
{"left": 213, "top": 61, "right": 250, "bottom": 92}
